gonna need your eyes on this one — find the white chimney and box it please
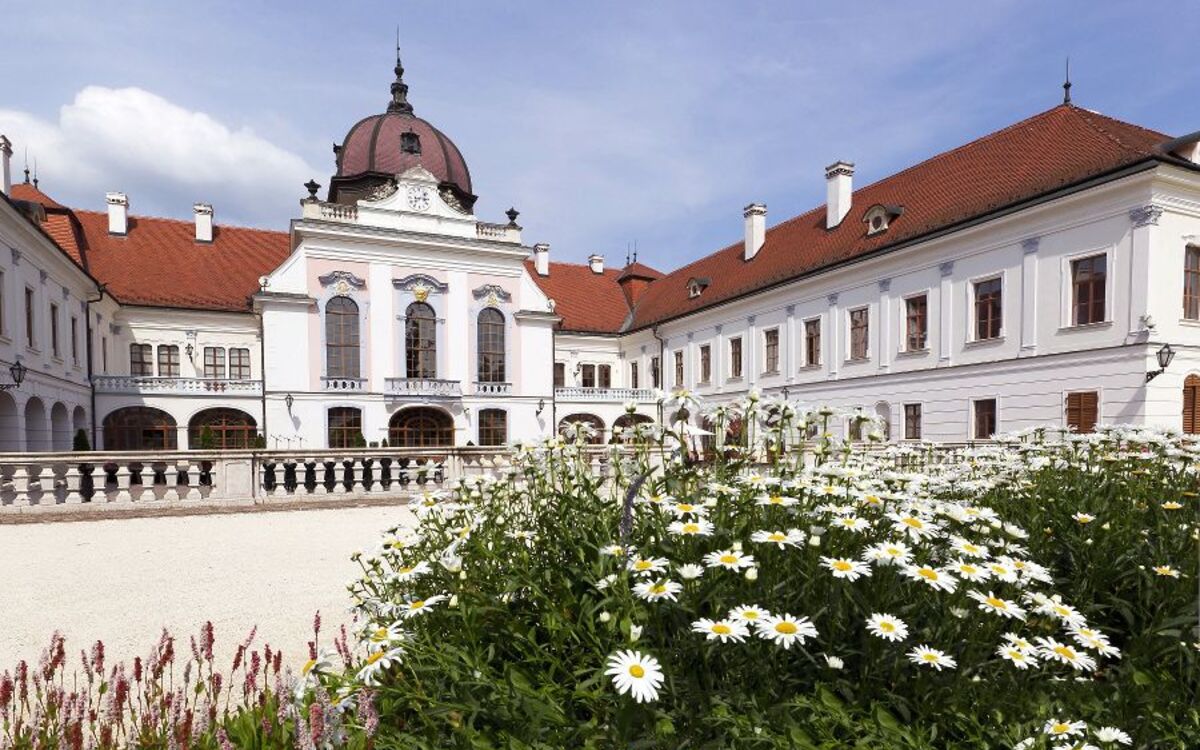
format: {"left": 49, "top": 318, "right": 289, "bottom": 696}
{"left": 193, "top": 203, "right": 214, "bottom": 243}
{"left": 743, "top": 203, "right": 766, "bottom": 261}
{"left": 825, "top": 161, "right": 854, "bottom": 229}
{"left": 588, "top": 253, "right": 605, "bottom": 274}
{"left": 0, "top": 136, "right": 11, "bottom": 196}
{"left": 533, "top": 242, "right": 550, "bottom": 276}
{"left": 106, "top": 192, "right": 128, "bottom": 235}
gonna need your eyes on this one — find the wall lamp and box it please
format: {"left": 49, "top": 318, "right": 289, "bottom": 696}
{"left": 185, "top": 343, "right": 194, "bottom": 359}
{"left": 536, "top": 398, "right": 545, "bottom": 416}
{"left": 284, "top": 393, "right": 295, "bottom": 412}
{"left": 0, "top": 361, "right": 26, "bottom": 391}
{"left": 1145, "top": 343, "right": 1176, "bottom": 382}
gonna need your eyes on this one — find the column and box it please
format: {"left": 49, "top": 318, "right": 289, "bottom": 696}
{"left": 938, "top": 262, "right": 954, "bottom": 365}
{"left": 827, "top": 294, "right": 840, "bottom": 378}
{"left": 1020, "top": 238, "right": 1039, "bottom": 356}
{"left": 746, "top": 315, "right": 757, "bottom": 388}
{"left": 1128, "top": 205, "right": 1161, "bottom": 336}
{"left": 877, "top": 279, "right": 892, "bottom": 371}
{"left": 785, "top": 305, "right": 796, "bottom": 382}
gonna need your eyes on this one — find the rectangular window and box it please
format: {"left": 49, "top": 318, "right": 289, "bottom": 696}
{"left": 580, "top": 363, "right": 596, "bottom": 388}
{"left": 1065, "top": 391, "right": 1099, "bottom": 434}
{"left": 157, "top": 344, "right": 180, "bottom": 377}
{"left": 848, "top": 418, "right": 863, "bottom": 442}
{"left": 973, "top": 398, "right": 997, "bottom": 440}
{"left": 327, "top": 407, "right": 363, "bottom": 449}
{"left": 974, "top": 278, "right": 1002, "bottom": 340}
{"left": 553, "top": 362, "right": 565, "bottom": 388}
{"left": 764, "top": 328, "right": 779, "bottom": 373}
{"left": 598, "top": 364, "right": 611, "bottom": 389}
{"left": 1185, "top": 246, "right": 1200, "bottom": 320}
{"left": 478, "top": 409, "right": 508, "bottom": 446}
{"left": 1071, "top": 254, "right": 1107, "bottom": 325}
{"left": 904, "top": 404, "right": 922, "bottom": 440}
{"left": 49, "top": 303, "right": 59, "bottom": 357}
{"left": 629, "top": 362, "right": 638, "bottom": 389}
{"left": 129, "top": 343, "right": 153, "bottom": 376}
{"left": 730, "top": 337, "right": 743, "bottom": 378}
{"left": 674, "top": 350, "right": 684, "bottom": 385}
{"left": 805, "top": 319, "right": 821, "bottom": 366}
{"left": 905, "top": 295, "right": 928, "bottom": 350}
{"left": 699, "top": 344, "right": 711, "bottom": 383}
{"left": 229, "top": 347, "right": 251, "bottom": 379}
{"left": 849, "top": 308, "right": 869, "bottom": 360}
{"left": 70, "top": 317, "right": 79, "bottom": 364}
{"left": 24, "top": 287, "right": 34, "bottom": 348}
{"left": 651, "top": 356, "right": 660, "bottom": 388}
{"left": 203, "top": 346, "right": 226, "bottom": 379}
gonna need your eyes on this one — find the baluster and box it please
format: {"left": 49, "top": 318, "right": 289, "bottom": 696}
{"left": 351, "top": 457, "right": 365, "bottom": 495}
{"left": 11, "top": 465, "right": 30, "bottom": 507}
{"left": 328, "top": 458, "right": 346, "bottom": 495}
{"left": 185, "top": 462, "right": 202, "bottom": 501}
{"left": 273, "top": 460, "right": 290, "bottom": 498}
{"left": 311, "top": 459, "right": 328, "bottom": 496}
{"left": 114, "top": 464, "right": 132, "bottom": 503}
{"left": 65, "top": 464, "right": 82, "bottom": 504}
{"left": 34, "top": 465, "right": 54, "bottom": 507}
{"left": 138, "top": 464, "right": 157, "bottom": 502}
{"left": 367, "top": 458, "right": 381, "bottom": 494}
{"left": 162, "top": 463, "right": 181, "bottom": 502}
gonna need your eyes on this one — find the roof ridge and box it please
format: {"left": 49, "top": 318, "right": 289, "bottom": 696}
{"left": 72, "top": 208, "right": 289, "bottom": 236}
{"left": 1065, "top": 105, "right": 1168, "bottom": 155}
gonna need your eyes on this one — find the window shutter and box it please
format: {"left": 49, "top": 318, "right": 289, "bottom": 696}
{"left": 1066, "top": 391, "right": 1098, "bottom": 434}
{"left": 1185, "top": 376, "right": 1200, "bottom": 434}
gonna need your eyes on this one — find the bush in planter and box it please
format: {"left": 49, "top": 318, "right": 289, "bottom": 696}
{"left": 197, "top": 425, "right": 217, "bottom": 450}
{"left": 73, "top": 428, "right": 91, "bottom": 452}
{"left": 335, "top": 396, "right": 1198, "bottom": 748}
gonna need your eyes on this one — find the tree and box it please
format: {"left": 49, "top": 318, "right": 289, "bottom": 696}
{"left": 72, "top": 428, "right": 91, "bottom": 452}
{"left": 198, "top": 425, "right": 216, "bottom": 450}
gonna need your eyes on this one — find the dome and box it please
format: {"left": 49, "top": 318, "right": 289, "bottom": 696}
{"left": 328, "top": 54, "right": 475, "bottom": 209}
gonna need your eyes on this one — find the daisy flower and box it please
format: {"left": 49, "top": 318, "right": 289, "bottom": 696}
{"left": 865, "top": 613, "right": 908, "bottom": 642}
{"left": 1071, "top": 512, "right": 1095, "bottom": 524}
{"left": 1042, "top": 719, "right": 1086, "bottom": 738}
{"left": 691, "top": 618, "right": 750, "bottom": 643}
{"left": 750, "top": 529, "right": 805, "bottom": 549}
{"left": 832, "top": 516, "right": 871, "bottom": 533}
{"left": 822, "top": 556, "right": 872, "bottom": 581}
{"left": 356, "top": 646, "right": 404, "bottom": 685}
{"left": 388, "top": 560, "right": 431, "bottom": 582}
{"left": 907, "top": 645, "right": 956, "bottom": 671}
{"left": 627, "top": 556, "right": 670, "bottom": 576}
{"left": 669, "top": 501, "right": 707, "bottom": 517}
{"left": 398, "top": 594, "right": 447, "bottom": 619}
{"left": 600, "top": 544, "right": 628, "bottom": 556}
{"left": 950, "top": 537, "right": 990, "bottom": 558}
{"left": 728, "top": 604, "right": 771, "bottom": 625}
{"left": 967, "top": 590, "right": 1027, "bottom": 620}
{"left": 757, "top": 493, "right": 799, "bottom": 507}
{"left": 704, "top": 549, "right": 756, "bottom": 571}
{"left": 1152, "top": 565, "right": 1181, "bottom": 578}
{"left": 996, "top": 643, "right": 1038, "bottom": 669}
{"left": 634, "top": 579, "right": 683, "bottom": 602}
{"left": 901, "top": 564, "right": 958, "bottom": 593}
{"left": 864, "top": 540, "right": 912, "bottom": 566}
{"left": 1093, "top": 727, "right": 1131, "bottom": 745}
{"left": 668, "top": 519, "right": 715, "bottom": 537}
{"left": 362, "top": 621, "right": 408, "bottom": 649}
{"left": 1035, "top": 597, "right": 1086, "bottom": 627}
{"left": 678, "top": 563, "right": 705, "bottom": 580}
{"left": 300, "top": 650, "right": 333, "bottom": 681}
{"left": 605, "top": 650, "right": 663, "bottom": 703}
{"left": 984, "top": 561, "right": 1019, "bottom": 583}
{"left": 1036, "top": 637, "right": 1098, "bottom": 671}
{"left": 1161, "top": 500, "right": 1183, "bottom": 510}
{"left": 948, "top": 559, "right": 990, "bottom": 581}
{"left": 755, "top": 614, "right": 818, "bottom": 649}
{"left": 889, "top": 512, "right": 941, "bottom": 540}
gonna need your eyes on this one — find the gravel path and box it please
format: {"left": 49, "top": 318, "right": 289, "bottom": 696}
{"left": 0, "top": 505, "right": 414, "bottom": 671}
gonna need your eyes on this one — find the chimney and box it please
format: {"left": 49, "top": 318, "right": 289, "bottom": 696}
{"left": 825, "top": 161, "right": 854, "bottom": 229}
{"left": 193, "top": 203, "right": 214, "bottom": 243}
{"left": 743, "top": 203, "right": 766, "bottom": 261}
{"left": 0, "top": 136, "right": 11, "bottom": 196}
{"left": 106, "top": 192, "right": 128, "bottom": 235}
{"left": 533, "top": 242, "right": 550, "bottom": 276}
{"left": 588, "top": 253, "right": 605, "bottom": 274}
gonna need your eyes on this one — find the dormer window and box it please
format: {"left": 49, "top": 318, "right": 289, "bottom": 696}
{"left": 687, "top": 277, "right": 711, "bottom": 299}
{"left": 400, "top": 130, "right": 421, "bottom": 155}
{"left": 863, "top": 204, "right": 903, "bottom": 235}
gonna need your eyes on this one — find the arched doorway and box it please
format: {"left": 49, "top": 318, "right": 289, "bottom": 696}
{"left": 0, "top": 392, "right": 18, "bottom": 451}
{"left": 51, "top": 402, "right": 71, "bottom": 451}
{"left": 188, "top": 408, "right": 258, "bottom": 449}
{"left": 1184, "top": 374, "right": 1200, "bottom": 435}
{"left": 874, "top": 402, "right": 891, "bottom": 441}
{"left": 612, "top": 413, "right": 653, "bottom": 442}
{"left": 103, "top": 407, "right": 178, "bottom": 450}
{"left": 24, "top": 397, "right": 49, "bottom": 452}
{"left": 558, "top": 413, "right": 605, "bottom": 444}
{"left": 389, "top": 407, "right": 453, "bottom": 447}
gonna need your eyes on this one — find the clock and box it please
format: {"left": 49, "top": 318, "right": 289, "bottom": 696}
{"left": 406, "top": 185, "right": 432, "bottom": 212}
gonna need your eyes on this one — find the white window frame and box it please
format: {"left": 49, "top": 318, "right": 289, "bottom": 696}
{"left": 967, "top": 271, "right": 1006, "bottom": 343}
{"left": 899, "top": 290, "right": 932, "bottom": 353}
{"left": 1059, "top": 245, "right": 1114, "bottom": 329}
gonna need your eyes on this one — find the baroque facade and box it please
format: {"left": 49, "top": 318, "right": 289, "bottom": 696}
{"left": 1, "top": 58, "right": 1199, "bottom": 451}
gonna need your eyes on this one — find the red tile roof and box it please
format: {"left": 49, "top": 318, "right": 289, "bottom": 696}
{"left": 9, "top": 182, "right": 67, "bottom": 210}
{"left": 626, "top": 104, "right": 1177, "bottom": 330}
{"left": 523, "top": 260, "right": 644, "bottom": 334}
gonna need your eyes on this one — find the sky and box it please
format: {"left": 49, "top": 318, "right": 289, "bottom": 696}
{"left": 1, "top": 1, "right": 1197, "bottom": 271}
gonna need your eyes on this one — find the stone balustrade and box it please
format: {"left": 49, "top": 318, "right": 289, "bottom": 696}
{"left": 321, "top": 376, "right": 367, "bottom": 391}
{"left": 555, "top": 386, "right": 657, "bottom": 402}
{"left": 386, "top": 377, "right": 462, "bottom": 398}
{"left": 474, "top": 381, "right": 512, "bottom": 396}
{"left": 0, "top": 446, "right": 618, "bottom": 516}
{"left": 93, "top": 376, "right": 263, "bottom": 395}
{"left": 475, "top": 222, "right": 520, "bottom": 243}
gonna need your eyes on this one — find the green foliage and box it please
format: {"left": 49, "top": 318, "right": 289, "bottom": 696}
{"left": 72, "top": 428, "right": 91, "bottom": 452}
{"left": 197, "top": 424, "right": 216, "bottom": 450}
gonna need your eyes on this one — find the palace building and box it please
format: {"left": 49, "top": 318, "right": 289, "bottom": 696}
{"left": 1, "top": 55, "right": 1199, "bottom": 451}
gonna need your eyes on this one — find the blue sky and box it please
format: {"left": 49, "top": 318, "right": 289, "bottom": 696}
{"left": 2, "top": 1, "right": 1196, "bottom": 270}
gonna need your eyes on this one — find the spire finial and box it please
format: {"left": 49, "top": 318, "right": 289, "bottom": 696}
{"left": 22, "top": 147, "right": 29, "bottom": 184}
{"left": 387, "top": 28, "right": 414, "bottom": 115}
{"left": 1062, "top": 58, "right": 1072, "bottom": 105}
{"left": 32, "top": 157, "right": 38, "bottom": 189}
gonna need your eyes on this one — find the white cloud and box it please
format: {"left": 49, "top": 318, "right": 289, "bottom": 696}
{"left": 0, "top": 86, "right": 317, "bottom": 228}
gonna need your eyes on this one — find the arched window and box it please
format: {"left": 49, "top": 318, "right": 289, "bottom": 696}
{"left": 405, "top": 302, "right": 437, "bottom": 378}
{"left": 189, "top": 408, "right": 258, "bottom": 449}
{"left": 328, "top": 407, "right": 363, "bottom": 449}
{"left": 1184, "top": 374, "right": 1200, "bottom": 435}
{"left": 477, "top": 308, "right": 506, "bottom": 383}
{"left": 325, "top": 297, "right": 360, "bottom": 379}
{"left": 389, "top": 407, "right": 453, "bottom": 447}
{"left": 103, "top": 407, "right": 177, "bottom": 451}
{"left": 478, "top": 409, "right": 507, "bottom": 446}
{"left": 558, "top": 413, "right": 605, "bottom": 444}
{"left": 613, "top": 413, "right": 653, "bottom": 443}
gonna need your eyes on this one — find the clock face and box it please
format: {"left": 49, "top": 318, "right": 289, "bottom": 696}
{"left": 406, "top": 185, "right": 432, "bottom": 212}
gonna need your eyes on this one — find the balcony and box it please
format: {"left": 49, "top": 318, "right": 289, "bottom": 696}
{"left": 386, "top": 378, "right": 462, "bottom": 398}
{"left": 93, "top": 376, "right": 262, "bottom": 396}
{"left": 321, "top": 377, "right": 366, "bottom": 391}
{"left": 555, "top": 386, "right": 656, "bottom": 402}
{"left": 474, "top": 382, "right": 512, "bottom": 396}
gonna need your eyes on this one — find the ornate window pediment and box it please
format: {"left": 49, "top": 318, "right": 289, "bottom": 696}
{"left": 318, "top": 270, "right": 367, "bottom": 297}
{"left": 472, "top": 284, "right": 512, "bottom": 306}
{"left": 394, "top": 274, "right": 449, "bottom": 303}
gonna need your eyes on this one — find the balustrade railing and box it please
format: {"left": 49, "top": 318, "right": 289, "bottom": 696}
{"left": 386, "top": 377, "right": 462, "bottom": 398}
{"left": 322, "top": 377, "right": 367, "bottom": 391}
{"left": 474, "top": 381, "right": 512, "bottom": 396}
{"left": 93, "top": 376, "right": 263, "bottom": 395}
{"left": 555, "top": 386, "right": 656, "bottom": 401}
{"left": 475, "top": 222, "right": 520, "bottom": 242}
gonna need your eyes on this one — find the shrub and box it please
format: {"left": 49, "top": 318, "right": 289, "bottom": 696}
{"left": 337, "top": 395, "right": 1198, "bottom": 748}
{"left": 72, "top": 428, "right": 90, "bottom": 452}
{"left": 197, "top": 425, "right": 216, "bottom": 450}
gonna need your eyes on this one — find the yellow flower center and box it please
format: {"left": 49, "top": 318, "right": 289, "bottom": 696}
{"left": 1053, "top": 646, "right": 1078, "bottom": 661}
{"left": 775, "top": 622, "right": 798, "bottom": 635}
{"left": 720, "top": 554, "right": 738, "bottom": 565}
{"left": 959, "top": 565, "right": 978, "bottom": 574}
{"left": 768, "top": 533, "right": 786, "bottom": 542}
{"left": 917, "top": 567, "right": 938, "bottom": 580}
{"left": 902, "top": 517, "right": 924, "bottom": 529}
{"left": 651, "top": 584, "right": 667, "bottom": 594}
{"left": 302, "top": 658, "right": 318, "bottom": 675}
{"left": 1050, "top": 723, "right": 1070, "bottom": 734}
{"left": 742, "top": 610, "right": 760, "bottom": 621}
{"left": 712, "top": 624, "right": 731, "bottom": 635}
{"left": 985, "top": 597, "right": 1007, "bottom": 610}
{"left": 921, "top": 653, "right": 938, "bottom": 662}
{"left": 880, "top": 621, "right": 896, "bottom": 633}
{"left": 864, "top": 495, "right": 881, "bottom": 505}
{"left": 963, "top": 544, "right": 979, "bottom": 553}
{"left": 832, "top": 560, "right": 853, "bottom": 572}
{"left": 629, "top": 664, "right": 645, "bottom": 678}
{"left": 634, "top": 560, "right": 653, "bottom": 570}
{"left": 768, "top": 496, "right": 783, "bottom": 504}
{"left": 677, "top": 504, "right": 694, "bottom": 512}
{"left": 373, "top": 628, "right": 388, "bottom": 640}
{"left": 683, "top": 524, "right": 700, "bottom": 534}
{"left": 397, "top": 566, "right": 414, "bottom": 574}
{"left": 409, "top": 600, "right": 425, "bottom": 609}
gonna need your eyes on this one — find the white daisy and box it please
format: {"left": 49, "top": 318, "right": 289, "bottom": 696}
{"left": 388, "top": 560, "right": 432, "bottom": 583}
{"left": 669, "top": 501, "right": 707, "bottom": 517}
{"left": 750, "top": 529, "right": 805, "bottom": 549}
{"left": 728, "top": 604, "right": 771, "bottom": 626}
{"left": 677, "top": 563, "right": 705, "bottom": 580}
{"left": 822, "top": 556, "right": 872, "bottom": 581}
{"left": 1042, "top": 719, "right": 1086, "bottom": 737}
{"left": 1036, "top": 637, "right": 1098, "bottom": 671}
{"left": 690, "top": 618, "right": 750, "bottom": 643}
{"left": 901, "top": 564, "right": 958, "bottom": 593}
{"left": 398, "top": 594, "right": 447, "bottom": 619}
{"left": 888, "top": 512, "right": 941, "bottom": 540}
{"left": 755, "top": 614, "right": 818, "bottom": 650}
{"left": 864, "top": 540, "right": 913, "bottom": 566}
{"left": 757, "top": 493, "right": 799, "bottom": 507}
{"left": 907, "top": 645, "right": 956, "bottom": 671}
{"left": 996, "top": 643, "right": 1038, "bottom": 669}
{"left": 356, "top": 646, "right": 404, "bottom": 685}
{"left": 667, "top": 519, "right": 715, "bottom": 537}
{"left": 626, "top": 556, "right": 670, "bottom": 576}
{"left": 832, "top": 516, "right": 872, "bottom": 533}
{"left": 604, "top": 650, "right": 664, "bottom": 703}
{"left": 1093, "top": 727, "right": 1131, "bottom": 745}
{"left": 967, "top": 590, "right": 1027, "bottom": 620}
{"left": 704, "top": 549, "right": 756, "bottom": 571}
{"left": 948, "top": 559, "right": 990, "bottom": 581}
{"left": 633, "top": 579, "right": 683, "bottom": 602}
{"left": 865, "top": 613, "right": 908, "bottom": 642}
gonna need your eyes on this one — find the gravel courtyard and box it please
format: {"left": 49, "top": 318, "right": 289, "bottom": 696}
{"left": 0, "top": 504, "right": 414, "bottom": 671}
